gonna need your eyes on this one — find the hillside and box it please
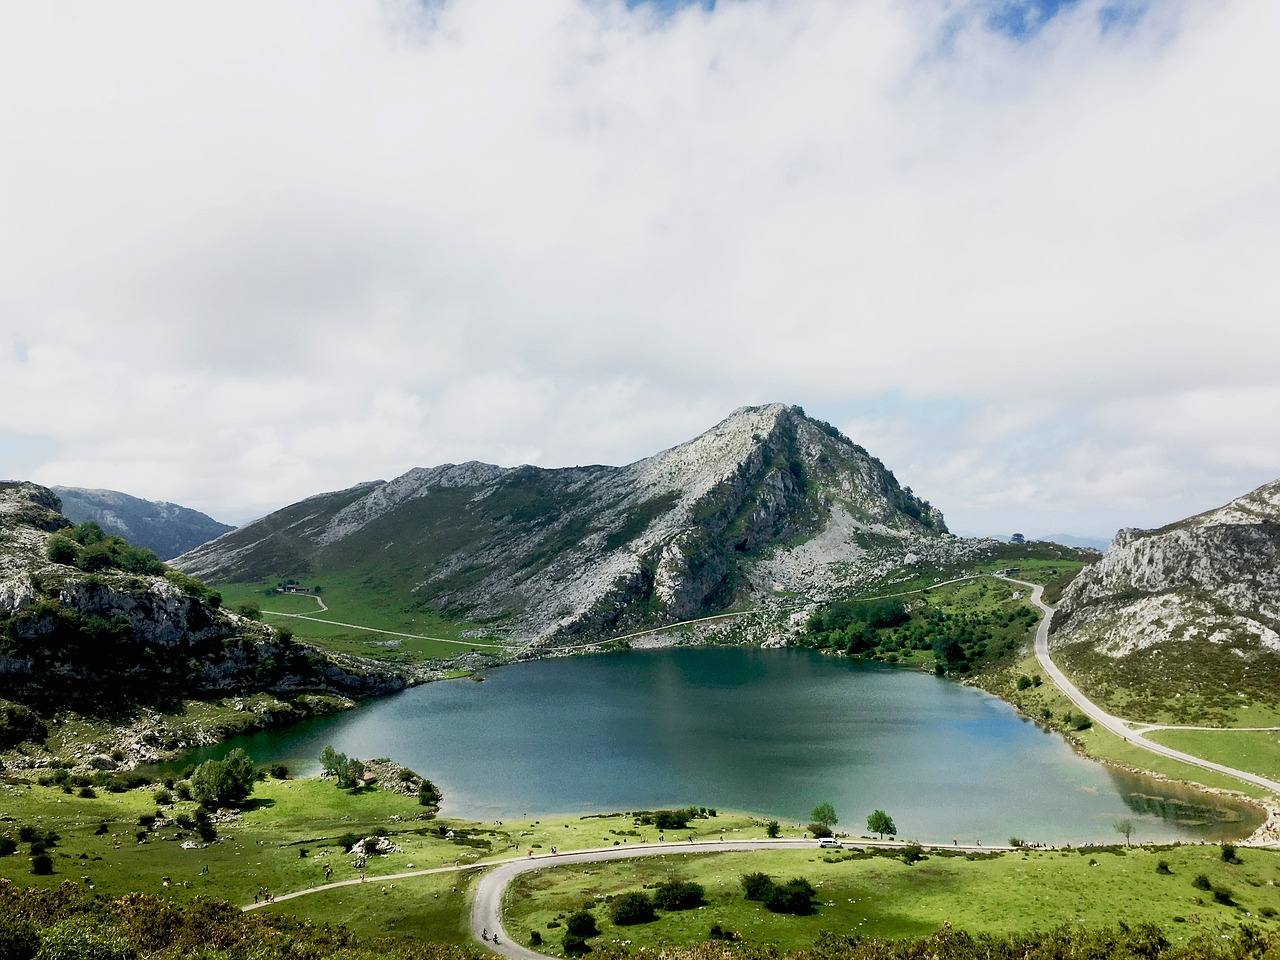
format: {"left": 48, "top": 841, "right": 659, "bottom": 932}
{"left": 176, "top": 404, "right": 948, "bottom": 646}
{"left": 52, "top": 485, "right": 234, "bottom": 559}
{"left": 0, "top": 482, "right": 405, "bottom": 756}
{"left": 1050, "top": 479, "right": 1280, "bottom": 724}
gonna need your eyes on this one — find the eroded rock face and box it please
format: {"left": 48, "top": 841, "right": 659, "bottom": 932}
{"left": 0, "top": 481, "right": 405, "bottom": 718}
{"left": 174, "top": 404, "right": 950, "bottom": 645}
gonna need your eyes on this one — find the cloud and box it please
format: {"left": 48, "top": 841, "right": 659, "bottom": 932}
{"left": 1, "top": 0, "right": 1276, "bottom": 531}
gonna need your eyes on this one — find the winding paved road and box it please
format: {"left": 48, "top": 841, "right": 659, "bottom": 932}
{"left": 1004, "top": 575, "right": 1280, "bottom": 797}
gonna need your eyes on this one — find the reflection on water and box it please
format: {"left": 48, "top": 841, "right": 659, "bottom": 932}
{"left": 167, "top": 647, "right": 1263, "bottom": 844}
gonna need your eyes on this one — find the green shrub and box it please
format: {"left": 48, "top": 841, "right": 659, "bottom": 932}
{"left": 763, "top": 877, "right": 817, "bottom": 915}
{"left": 0, "top": 837, "right": 15, "bottom": 857}
{"left": 608, "top": 892, "right": 655, "bottom": 926}
{"left": 1221, "top": 843, "right": 1242, "bottom": 864}
{"left": 77, "top": 787, "right": 96, "bottom": 799}
{"left": 35, "top": 916, "right": 134, "bottom": 960}
{"left": 652, "top": 879, "right": 705, "bottom": 911}
{"left": 1156, "top": 861, "right": 1172, "bottom": 875}
{"left": 741, "top": 872, "right": 774, "bottom": 901}
{"left": 46, "top": 536, "right": 80, "bottom": 565}
{"left": 30, "top": 854, "right": 53, "bottom": 876}
{"left": 564, "top": 910, "right": 599, "bottom": 938}
{"left": 1192, "top": 874, "right": 1212, "bottom": 891}
{"left": 529, "top": 931, "right": 542, "bottom": 946}
{"left": 0, "top": 919, "right": 40, "bottom": 960}
{"left": 562, "top": 934, "right": 591, "bottom": 955}
{"left": 190, "top": 749, "right": 256, "bottom": 806}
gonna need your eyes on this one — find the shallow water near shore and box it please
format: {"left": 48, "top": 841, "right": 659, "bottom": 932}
{"left": 185, "top": 647, "right": 1261, "bottom": 843}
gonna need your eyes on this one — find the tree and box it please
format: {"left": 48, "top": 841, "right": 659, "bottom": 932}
{"left": 30, "top": 854, "right": 53, "bottom": 876}
{"left": 1011, "top": 533, "right": 1026, "bottom": 544}
{"left": 235, "top": 601, "right": 262, "bottom": 621}
{"left": 866, "top": 810, "right": 896, "bottom": 839}
{"left": 190, "top": 748, "right": 256, "bottom": 807}
{"left": 810, "top": 802, "right": 838, "bottom": 829}
{"left": 337, "top": 756, "right": 366, "bottom": 790}
{"left": 0, "top": 918, "right": 39, "bottom": 960}
{"left": 1113, "top": 819, "right": 1135, "bottom": 847}
{"left": 609, "top": 892, "right": 656, "bottom": 925}
{"left": 765, "top": 820, "right": 780, "bottom": 839}
{"left": 319, "top": 745, "right": 347, "bottom": 778}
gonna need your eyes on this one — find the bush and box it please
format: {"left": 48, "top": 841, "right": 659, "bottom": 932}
{"left": 268, "top": 764, "right": 290, "bottom": 780}
{"left": 564, "top": 910, "right": 599, "bottom": 938}
{"left": 608, "top": 893, "right": 655, "bottom": 926}
{"left": 1213, "top": 887, "right": 1236, "bottom": 906}
{"left": 807, "top": 823, "right": 833, "bottom": 838}
{"left": 0, "top": 919, "right": 39, "bottom": 960}
{"left": 46, "top": 536, "right": 81, "bottom": 566}
{"left": 652, "top": 879, "right": 705, "bottom": 911}
{"left": 77, "top": 787, "right": 96, "bottom": 799}
{"left": 741, "top": 872, "right": 774, "bottom": 901}
{"left": 0, "top": 701, "right": 48, "bottom": 750}
{"left": 562, "top": 934, "right": 591, "bottom": 955}
{"left": 34, "top": 916, "right": 135, "bottom": 960}
{"left": 31, "top": 854, "right": 53, "bottom": 875}
{"left": 0, "top": 837, "right": 15, "bottom": 857}
{"left": 234, "top": 602, "right": 262, "bottom": 621}
{"left": 1156, "top": 861, "right": 1172, "bottom": 875}
{"left": 764, "top": 878, "right": 817, "bottom": 915}
{"left": 708, "top": 924, "right": 737, "bottom": 942}
{"left": 529, "top": 931, "right": 543, "bottom": 946}
{"left": 1192, "top": 874, "right": 1212, "bottom": 891}
{"left": 900, "top": 844, "right": 925, "bottom": 865}
{"left": 154, "top": 789, "right": 172, "bottom": 805}
{"left": 1221, "top": 843, "right": 1242, "bottom": 864}
{"left": 337, "top": 833, "right": 359, "bottom": 852}
{"left": 766, "top": 820, "right": 780, "bottom": 838}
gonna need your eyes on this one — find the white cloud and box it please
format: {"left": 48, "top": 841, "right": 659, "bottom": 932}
{"left": 1, "top": 0, "right": 1277, "bottom": 531}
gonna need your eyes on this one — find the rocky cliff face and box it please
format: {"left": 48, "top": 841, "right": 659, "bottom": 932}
{"left": 0, "top": 482, "right": 404, "bottom": 718}
{"left": 1050, "top": 479, "right": 1280, "bottom": 721}
{"left": 52, "top": 486, "right": 234, "bottom": 560}
{"left": 176, "top": 404, "right": 949, "bottom": 646}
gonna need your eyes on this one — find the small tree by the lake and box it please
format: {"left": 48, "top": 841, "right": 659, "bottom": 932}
{"left": 867, "top": 809, "right": 896, "bottom": 839}
{"left": 190, "top": 749, "right": 256, "bottom": 807}
{"left": 765, "top": 820, "right": 780, "bottom": 838}
{"left": 811, "top": 802, "right": 838, "bottom": 829}
{"left": 1113, "top": 819, "right": 1135, "bottom": 846}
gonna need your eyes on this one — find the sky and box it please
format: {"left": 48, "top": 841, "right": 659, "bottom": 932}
{"left": 1, "top": 0, "right": 1277, "bottom": 539}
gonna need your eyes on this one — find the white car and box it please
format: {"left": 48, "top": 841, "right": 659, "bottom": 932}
{"left": 817, "top": 837, "right": 841, "bottom": 849}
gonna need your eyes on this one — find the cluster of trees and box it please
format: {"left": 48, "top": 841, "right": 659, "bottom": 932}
{"left": 558, "top": 880, "right": 707, "bottom": 952}
{"left": 190, "top": 749, "right": 257, "bottom": 807}
{"left": 741, "top": 872, "right": 818, "bottom": 915}
{"left": 46, "top": 522, "right": 166, "bottom": 577}
{"left": 635, "top": 807, "right": 714, "bottom": 831}
{"left": 805, "top": 596, "right": 1039, "bottom": 674}
{"left": 320, "top": 745, "right": 368, "bottom": 790}
{"left": 808, "top": 801, "right": 839, "bottom": 837}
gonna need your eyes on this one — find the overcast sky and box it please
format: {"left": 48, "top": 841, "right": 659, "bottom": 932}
{"left": 2, "top": 0, "right": 1277, "bottom": 538}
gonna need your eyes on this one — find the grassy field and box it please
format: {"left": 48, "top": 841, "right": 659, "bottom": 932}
{"left": 217, "top": 575, "right": 510, "bottom": 663}
{"left": 505, "top": 845, "right": 1280, "bottom": 955}
{"left": 1147, "top": 729, "right": 1280, "bottom": 782}
{"left": 0, "top": 772, "right": 767, "bottom": 923}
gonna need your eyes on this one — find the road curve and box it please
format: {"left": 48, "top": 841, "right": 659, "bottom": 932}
{"left": 1004, "top": 575, "right": 1280, "bottom": 797}
{"left": 470, "top": 837, "right": 1009, "bottom": 960}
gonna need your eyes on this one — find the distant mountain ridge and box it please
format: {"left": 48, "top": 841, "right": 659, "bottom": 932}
{"left": 1050, "top": 478, "right": 1280, "bottom": 722}
{"left": 176, "top": 403, "right": 948, "bottom": 646}
{"left": 52, "top": 486, "right": 233, "bottom": 560}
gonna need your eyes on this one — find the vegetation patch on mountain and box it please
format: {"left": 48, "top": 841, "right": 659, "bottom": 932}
{"left": 52, "top": 486, "right": 234, "bottom": 561}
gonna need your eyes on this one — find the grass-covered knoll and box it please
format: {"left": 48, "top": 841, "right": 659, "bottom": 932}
{"left": 505, "top": 845, "right": 1280, "bottom": 954}
{"left": 803, "top": 577, "right": 1041, "bottom": 676}
{"left": 216, "top": 575, "right": 504, "bottom": 664}
{"left": 1052, "top": 635, "right": 1280, "bottom": 727}
{"left": 1146, "top": 730, "right": 1280, "bottom": 782}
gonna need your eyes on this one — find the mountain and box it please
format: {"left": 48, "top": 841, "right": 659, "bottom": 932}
{"left": 1050, "top": 479, "right": 1280, "bottom": 723}
{"left": 175, "top": 404, "right": 948, "bottom": 646}
{"left": 0, "top": 481, "right": 404, "bottom": 731}
{"left": 1037, "top": 533, "right": 1112, "bottom": 551}
{"left": 52, "top": 486, "right": 234, "bottom": 560}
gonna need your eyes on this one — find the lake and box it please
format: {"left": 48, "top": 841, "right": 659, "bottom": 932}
{"left": 189, "top": 647, "right": 1261, "bottom": 844}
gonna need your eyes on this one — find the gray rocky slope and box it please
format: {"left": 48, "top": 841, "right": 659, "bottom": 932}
{"left": 175, "top": 404, "right": 951, "bottom": 646}
{"left": 1052, "top": 479, "right": 1280, "bottom": 656}
{"left": 0, "top": 482, "right": 404, "bottom": 716}
{"left": 1048, "top": 479, "right": 1280, "bottom": 721}
{"left": 53, "top": 485, "right": 234, "bottom": 560}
